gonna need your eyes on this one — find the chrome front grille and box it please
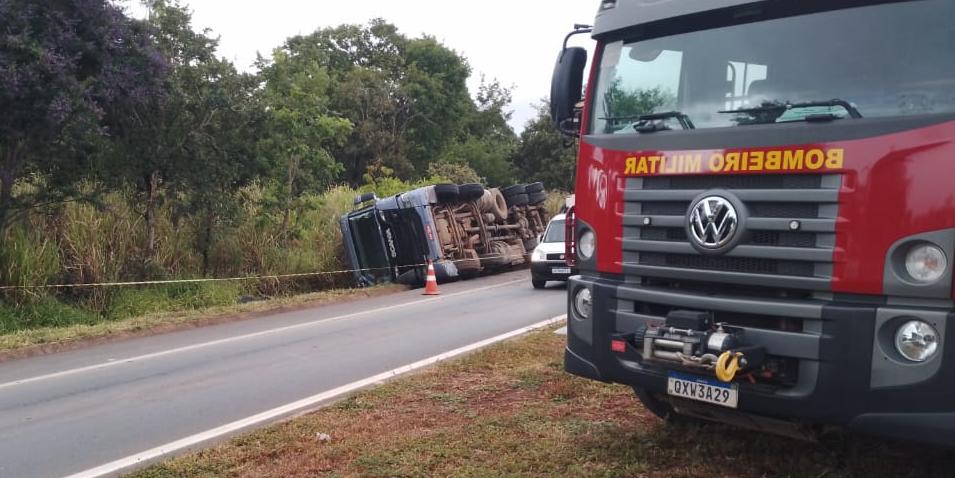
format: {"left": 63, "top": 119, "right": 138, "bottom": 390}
{"left": 622, "top": 174, "right": 841, "bottom": 291}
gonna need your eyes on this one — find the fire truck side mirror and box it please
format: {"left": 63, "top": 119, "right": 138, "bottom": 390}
{"left": 550, "top": 47, "right": 587, "bottom": 136}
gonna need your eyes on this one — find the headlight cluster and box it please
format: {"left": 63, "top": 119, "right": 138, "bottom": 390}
{"left": 573, "top": 287, "right": 592, "bottom": 319}
{"left": 531, "top": 248, "right": 546, "bottom": 262}
{"left": 904, "top": 243, "right": 948, "bottom": 284}
{"left": 894, "top": 320, "right": 939, "bottom": 362}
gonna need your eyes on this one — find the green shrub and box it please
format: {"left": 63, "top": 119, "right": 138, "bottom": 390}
{"left": 105, "top": 282, "right": 243, "bottom": 321}
{"left": 0, "top": 296, "right": 100, "bottom": 333}
{"left": 544, "top": 190, "right": 571, "bottom": 218}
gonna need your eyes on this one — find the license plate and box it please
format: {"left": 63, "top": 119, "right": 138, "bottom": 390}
{"left": 667, "top": 372, "right": 738, "bottom": 408}
{"left": 552, "top": 267, "right": 571, "bottom": 274}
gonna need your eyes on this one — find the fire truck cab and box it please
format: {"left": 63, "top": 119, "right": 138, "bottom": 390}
{"left": 553, "top": 0, "right": 955, "bottom": 445}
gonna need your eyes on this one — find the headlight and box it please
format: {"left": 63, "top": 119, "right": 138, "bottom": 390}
{"left": 573, "top": 287, "right": 592, "bottom": 319}
{"left": 904, "top": 243, "right": 948, "bottom": 283}
{"left": 531, "top": 249, "right": 546, "bottom": 262}
{"left": 578, "top": 230, "right": 595, "bottom": 260}
{"left": 895, "top": 320, "right": 939, "bottom": 362}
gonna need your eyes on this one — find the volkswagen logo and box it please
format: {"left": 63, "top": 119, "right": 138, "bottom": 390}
{"left": 687, "top": 196, "right": 739, "bottom": 252}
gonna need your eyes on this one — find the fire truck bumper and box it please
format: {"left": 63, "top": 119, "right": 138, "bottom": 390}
{"left": 564, "top": 275, "right": 955, "bottom": 446}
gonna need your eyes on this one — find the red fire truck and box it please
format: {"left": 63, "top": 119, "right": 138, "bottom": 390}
{"left": 552, "top": 0, "right": 955, "bottom": 444}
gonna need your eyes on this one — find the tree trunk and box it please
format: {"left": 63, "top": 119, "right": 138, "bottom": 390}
{"left": 281, "top": 156, "right": 299, "bottom": 241}
{"left": 143, "top": 170, "right": 160, "bottom": 271}
{"left": 200, "top": 206, "right": 214, "bottom": 276}
{"left": 0, "top": 143, "right": 21, "bottom": 240}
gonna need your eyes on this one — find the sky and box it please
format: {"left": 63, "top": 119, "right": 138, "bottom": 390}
{"left": 125, "top": 0, "right": 599, "bottom": 133}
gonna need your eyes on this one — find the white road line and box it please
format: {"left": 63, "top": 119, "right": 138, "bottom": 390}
{"left": 64, "top": 314, "right": 567, "bottom": 478}
{"left": 0, "top": 278, "right": 527, "bottom": 390}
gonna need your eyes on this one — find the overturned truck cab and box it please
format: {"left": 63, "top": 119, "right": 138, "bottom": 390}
{"left": 340, "top": 183, "right": 550, "bottom": 286}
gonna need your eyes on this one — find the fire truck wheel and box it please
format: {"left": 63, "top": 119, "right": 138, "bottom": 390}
{"left": 505, "top": 193, "right": 529, "bottom": 207}
{"left": 528, "top": 191, "right": 548, "bottom": 204}
{"left": 458, "top": 183, "right": 485, "bottom": 202}
{"left": 632, "top": 388, "right": 705, "bottom": 425}
{"left": 501, "top": 184, "right": 526, "bottom": 197}
{"left": 632, "top": 387, "right": 678, "bottom": 421}
{"left": 434, "top": 183, "right": 460, "bottom": 203}
{"left": 525, "top": 182, "right": 545, "bottom": 193}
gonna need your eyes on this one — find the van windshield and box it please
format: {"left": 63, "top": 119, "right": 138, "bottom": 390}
{"left": 591, "top": 0, "right": 955, "bottom": 134}
{"left": 543, "top": 220, "right": 566, "bottom": 243}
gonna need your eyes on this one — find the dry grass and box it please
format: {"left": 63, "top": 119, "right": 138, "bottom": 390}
{"left": 128, "top": 330, "right": 952, "bottom": 478}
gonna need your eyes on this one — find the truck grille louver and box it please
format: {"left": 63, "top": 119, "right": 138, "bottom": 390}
{"left": 622, "top": 174, "right": 841, "bottom": 291}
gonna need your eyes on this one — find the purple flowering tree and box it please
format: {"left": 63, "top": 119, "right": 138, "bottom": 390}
{"left": 0, "top": 0, "right": 164, "bottom": 234}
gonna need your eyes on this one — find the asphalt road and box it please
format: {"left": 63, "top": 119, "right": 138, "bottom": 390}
{"left": 0, "top": 270, "right": 566, "bottom": 478}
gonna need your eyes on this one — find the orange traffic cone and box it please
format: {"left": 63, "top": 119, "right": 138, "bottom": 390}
{"left": 422, "top": 261, "right": 440, "bottom": 295}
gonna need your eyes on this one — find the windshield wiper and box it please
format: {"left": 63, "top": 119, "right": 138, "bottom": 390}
{"left": 719, "top": 99, "right": 863, "bottom": 124}
{"left": 600, "top": 111, "right": 695, "bottom": 133}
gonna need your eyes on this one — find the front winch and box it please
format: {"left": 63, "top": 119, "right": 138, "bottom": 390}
{"left": 637, "top": 310, "right": 764, "bottom": 382}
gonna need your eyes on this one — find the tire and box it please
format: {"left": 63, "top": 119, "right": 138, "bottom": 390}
{"left": 633, "top": 387, "right": 678, "bottom": 421}
{"left": 633, "top": 387, "right": 703, "bottom": 425}
{"left": 479, "top": 189, "right": 508, "bottom": 222}
{"left": 434, "top": 183, "right": 460, "bottom": 203}
{"left": 528, "top": 191, "right": 548, "bottom": 204}
{"left": 525, "top": 182, "right": 545, "bottom": 194}
{"left": 458, "top": 183, "right": 485, "bottom": 202}
{"left": 532, "top": 278, "right": 546, "bottom": 289}
{"left": 501, "top": 184, "right": 526, "bottom": 198}
{"left": 505, "top": 193, "right": 529, "bottom": 207}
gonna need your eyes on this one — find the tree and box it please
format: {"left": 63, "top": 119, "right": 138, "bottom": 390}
{"left": 100, "top": 0, "right": 226, "bottom": 270}
{"left": 255, "top": 49, "right": 352, "bottom": 239}
{"left": 177, "top": 60, "right": 262, "bottom": 275}
{"left": 0, "top": 0, "right": 163, "bottom": 235}
{"left": 513, "top": 102, "right": 578, "bottom": 191}
{"left": 280, "top": 20, "right": 472, "bottom": 183}
{"left": 438, "top": 138, "right": 516, "bottom": 186}
{"left": 439, "top": 77, "right": 519, "bottom": 186}
{"left": 599, "top": 80, "right": 673, "bottom": 133}
{"left": 426, "top": 161, "right": 481, "bottom": 184}
{"left": 400, "top": 36, "right": 472, "bottom": 176}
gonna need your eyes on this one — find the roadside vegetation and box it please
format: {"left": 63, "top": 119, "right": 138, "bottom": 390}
{"left": 130, "top": 330, "right": 950, "bottom": 478}
{"left": 0, "top": 283, "right": 404, "bottom": 355}
{"left": 0, "top": 0, "right": 573, "bottom": 338}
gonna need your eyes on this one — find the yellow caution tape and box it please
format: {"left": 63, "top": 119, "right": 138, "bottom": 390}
{"left": 0, "top": 255, "right": 513, "bottom": 290}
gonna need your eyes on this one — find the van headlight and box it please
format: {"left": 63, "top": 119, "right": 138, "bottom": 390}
{"left": 578, "top": 230, "right": 595, "bottom": 260}
{"left": 532, "top": 249, "right": 546, "bottom": 262}
{"left": 904, "top": 243, "right": 948, "bottom": 283}
{"left": 895, "top": 320, "right": 939, "bottom": 362}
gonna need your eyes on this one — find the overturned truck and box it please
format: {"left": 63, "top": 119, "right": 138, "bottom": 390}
{"left": 340, "top": 183, "right": 550, "bottom": 286}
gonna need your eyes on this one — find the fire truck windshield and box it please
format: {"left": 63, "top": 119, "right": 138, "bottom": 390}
{"left": 591, "top": 0, "right": 955, "bottom": 135}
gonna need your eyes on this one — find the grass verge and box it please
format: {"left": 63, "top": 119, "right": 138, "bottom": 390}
{"left": 0, "top": 284, "right": 404, "bottom": 357}
{"left": 128, "top": 329, "right": 950, "bottom": 478}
